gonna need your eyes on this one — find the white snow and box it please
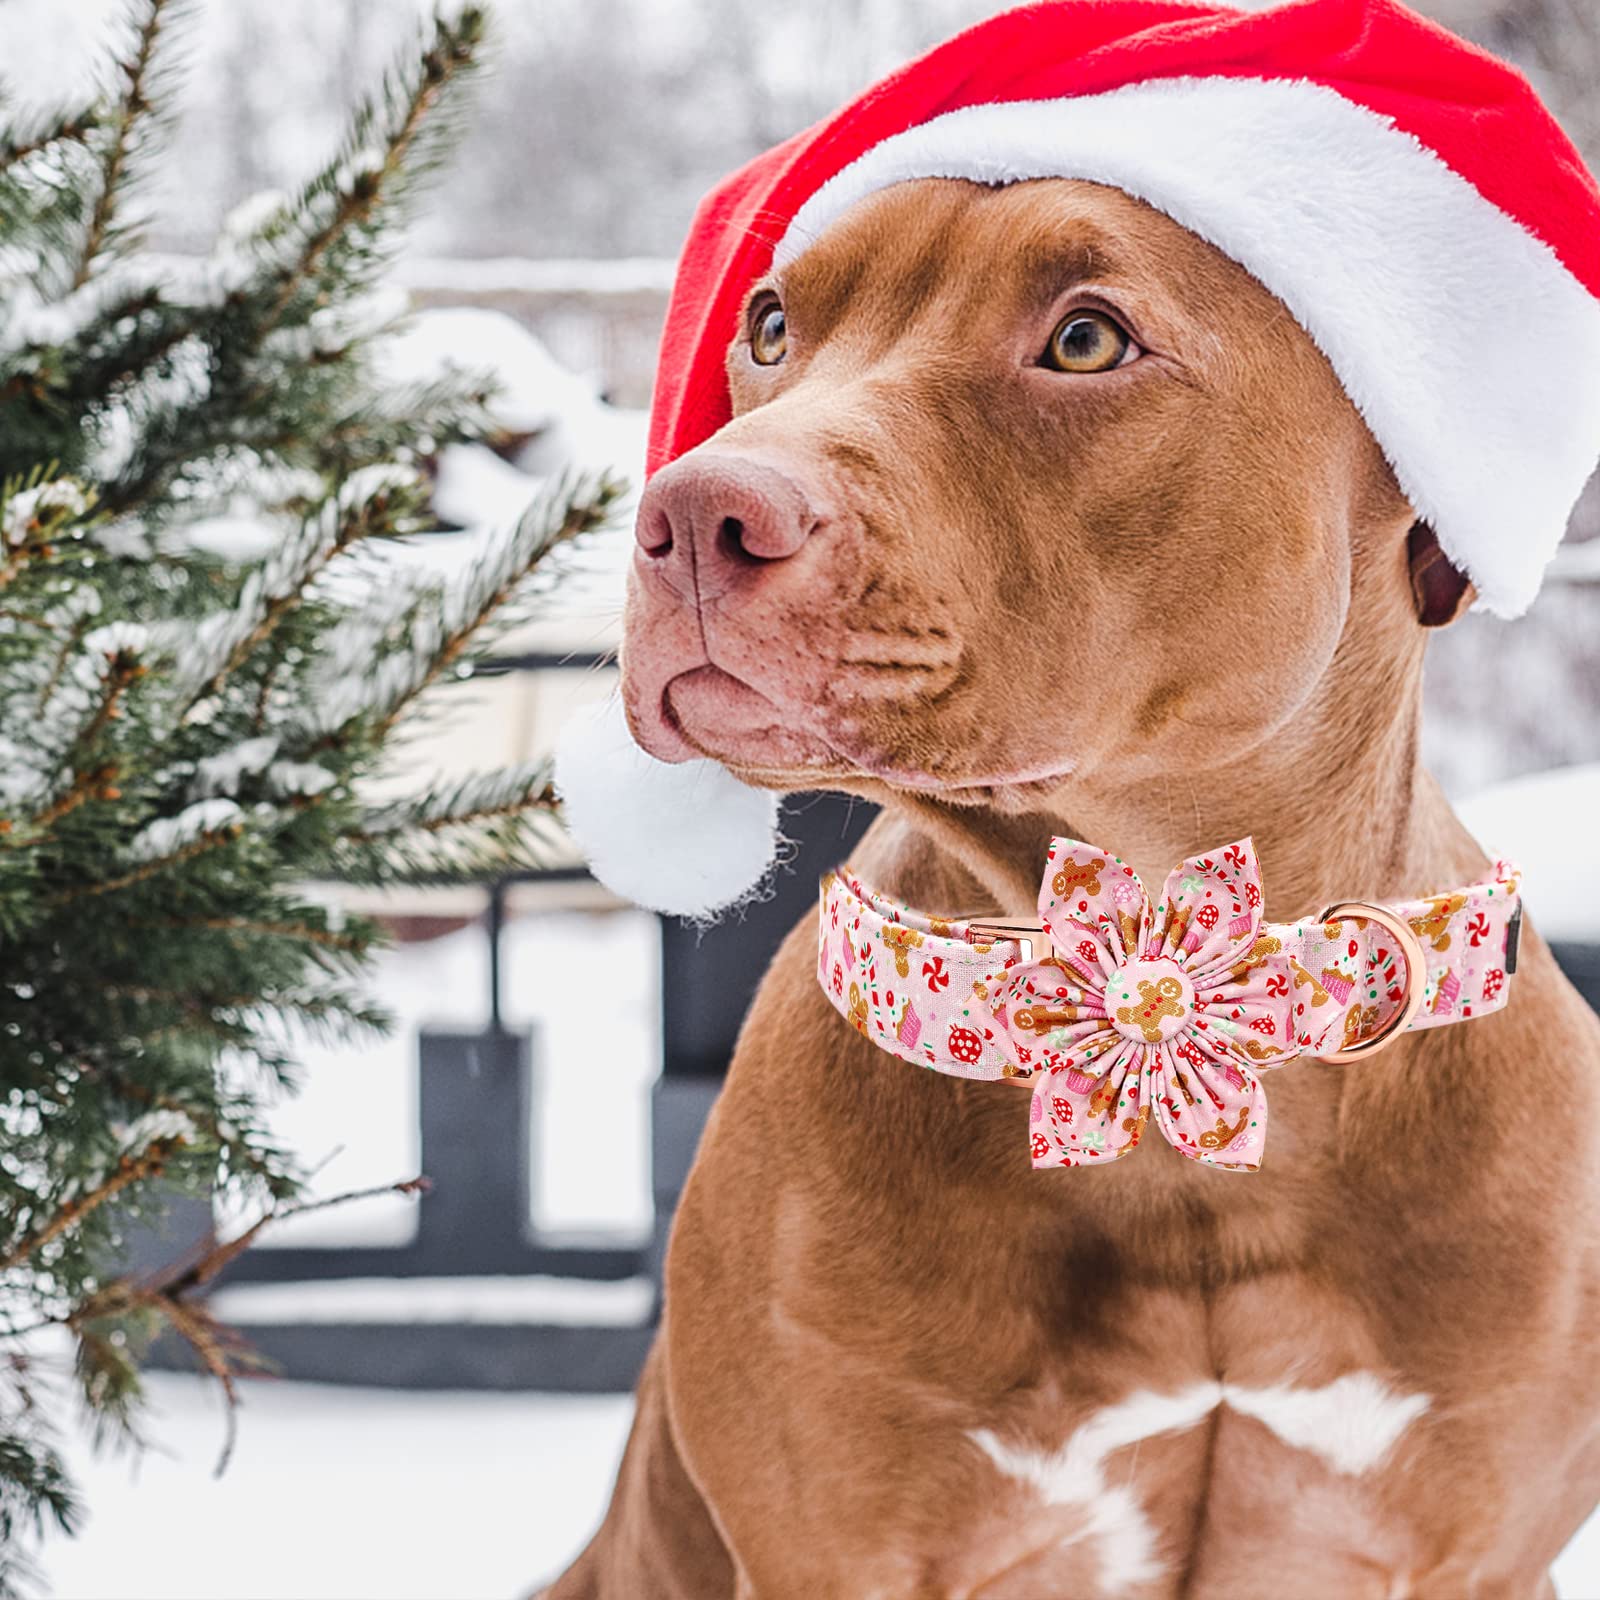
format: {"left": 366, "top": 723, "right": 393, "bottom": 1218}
{"left": 79, "top": 620, "right": 149, "bottom": 659}
{"left": 1458, "top": 763, "right": 1600, "bottom": 942}
{"left": 377, "top": 305, "right": 602, "bottom": 438}
{"left": 127, "top": 798, "right": 242, "bottom": 861}
{"left": 175, "top": 513, "right": 280, "bottom": 560}
{"left": 338, "top": 458, "right": 424, "bottom": 507}
{"left": 338, "top": 306, "right": 643, "bottom": 661}
{"left": 205, "top": 1273, "right": 654, "bottom": 1327}
{"left": 191, "top": 736, "right": 280, "bottom": 797}
{"left": 432, "top": 441, "right": 543, "bottom": 531}
{"left": 2, "top": 478, "right": 90, "bottom": 545}
{"left": 111, "top": 1108, "right": 201, "bottom": 1151}
{"left": 0, "top": 735, "right": 49, "bottom": 811}
{"left": 263, "top": 758, "right": 336, "bottom": 797}
{"left": 39, "top": 1372, "right": 633, "bottom": 1600}
{"left": 374, "top": 304, "right": 649, "bottom": 483}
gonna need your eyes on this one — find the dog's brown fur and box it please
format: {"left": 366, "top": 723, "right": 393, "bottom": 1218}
{"left": 549, "top": 181, "right": 1600, "bottom": 1598}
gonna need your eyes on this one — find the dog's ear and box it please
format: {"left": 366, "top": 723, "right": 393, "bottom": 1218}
{"left": 1407, "top": 521, "right": 1475, "bottom": 628}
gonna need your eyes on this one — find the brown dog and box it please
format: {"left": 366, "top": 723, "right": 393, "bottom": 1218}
{"left": 549, "top": 179, "right": 1600, "bottom": 1597}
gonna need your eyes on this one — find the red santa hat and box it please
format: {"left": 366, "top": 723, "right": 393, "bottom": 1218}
{"left": 559, "top": 0, "right": 1600, "bottom": 917}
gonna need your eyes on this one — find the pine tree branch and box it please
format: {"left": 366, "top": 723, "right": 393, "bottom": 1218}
{"left": 162, "top": 915, "right": 365, "bottom": 950}
{"left": 343, "top": 783, "right": 558, "bottom": 845}
{"left": 75, "top": 1066, "right": 280, "bottom": 1184}
{"left": 54, "top": 821, "right": 241, "bottom": 902}
{"left": 71, "top": 0, "right": 173, "bottom": 289}
{"left": 0, "top": 1137, "right": 183, "bottom": 1274}
{"left": 35, "top": 613, "right": 96, "bottom": 715}
{"left": 102, "top": 984, "right": 389, "bottom": 1038}
{"left": 27, "top": 647, "right": 143, "bottom": 832}
{"left": 189, "top": 487, "right": 401, "bottom": 709}
{"left": 26, "top": 763, "right": 118, "bottom": 832}
{"left": 104, "top": 984, "right": 263, "bottom": 1011}
{"left": 53, "top": 1174, "right": 427, "bottom": 1474}
{"left": 0, "top": 112, "right": 97, "bottom": 175}
{"left": 256, "top": 10, "right": 484, "bottom": 342}
{"left": 373, "top": 473, "right": 621, "bottom": 736}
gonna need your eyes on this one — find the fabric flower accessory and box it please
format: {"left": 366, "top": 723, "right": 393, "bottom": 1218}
{"left": 999, "top": 839, "right": 1287, "bottom": 1171}
{"left": 816, "top": 835, "right": 1523, "bottom": 1175}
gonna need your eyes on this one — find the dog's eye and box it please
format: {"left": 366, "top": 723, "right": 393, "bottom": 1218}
{"left": 750, "top": 299, "right": 788, "bottom": 366}
{"left": 1042, "top": 310, "right": 1138, "bottom": 374}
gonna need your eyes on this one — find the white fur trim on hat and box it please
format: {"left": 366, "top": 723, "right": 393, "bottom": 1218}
{"left": 554, "top": 693, "right": 783, "bottom": 918}
{"left": 775, "top": 76, "right": 1600, "bottom": 617}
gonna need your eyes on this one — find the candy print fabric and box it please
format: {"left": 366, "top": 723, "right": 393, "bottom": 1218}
{"left": 1006, "top": 839, "right": 1279, "bottom": 1172}
{"left": 817, "top": 869, "right": 1025, "bottom": 1084}
{"left": 816, "top": 838, "right": 1523, "bottom": 1175}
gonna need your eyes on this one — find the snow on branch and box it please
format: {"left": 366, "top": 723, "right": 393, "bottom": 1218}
{"left": 179, "top": 469, "right": 426, "bottom": 709}
{"left": 376, "top": 469, "right": 622, "bottom": 731}
{"left": 329, "top": 758, "right": 569, "bottom": 889}
{"left": 241, "top": 7, "right": 487, "bottom": 337}
{"left": 330, "top": 759, "right": 565, "bottom": 883}
{"left": 71, "top": 0, "right": 177, "bottom": 290}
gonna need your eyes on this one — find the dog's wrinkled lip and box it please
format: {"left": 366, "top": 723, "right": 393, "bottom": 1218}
{"left": 642, "top": 655, "right": 1081, "bottom": 803}
{"left": 662, "top": 665, "right": 841, "bottom": 771}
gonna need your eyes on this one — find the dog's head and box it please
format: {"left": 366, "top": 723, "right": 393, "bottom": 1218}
{"left": 622, "top": 178, "right": 1432, "bottom": 811}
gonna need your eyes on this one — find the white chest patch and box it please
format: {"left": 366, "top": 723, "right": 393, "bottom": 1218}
{"left": 1218, "top": 1372, "right": 1432, "bottom": 1478}
{"left": 969, "top": 1373, "right": 1430, "bottom": 1591}
{"left": 969, "top": 1383, "right": 1223, "bottom": 1591}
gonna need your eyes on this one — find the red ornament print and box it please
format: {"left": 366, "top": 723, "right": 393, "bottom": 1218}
{"left": 948, "top": 1024, "right": 983, "bottom": 1065}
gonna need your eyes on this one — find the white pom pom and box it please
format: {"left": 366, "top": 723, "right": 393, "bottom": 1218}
{"left": 554, "top": 695, "right": 783, "bottom": 918}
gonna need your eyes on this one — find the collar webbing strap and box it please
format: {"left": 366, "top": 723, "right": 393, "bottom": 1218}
{"left": 816, "top": 836, "right": 1521, "bottom": 1171}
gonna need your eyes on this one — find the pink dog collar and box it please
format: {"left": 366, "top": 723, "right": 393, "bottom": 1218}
{"left": 817, "top": 837, "right": 1522, "bottom": 1172}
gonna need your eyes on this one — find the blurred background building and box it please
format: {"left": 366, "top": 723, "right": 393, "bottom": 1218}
{"left": 6, "top": 0, "right": 1597, "bottom": 1595}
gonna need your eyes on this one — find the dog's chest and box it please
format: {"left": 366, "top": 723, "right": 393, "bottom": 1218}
{"left": 936, "top": 1369, "right": 1432, "bottom": 1599}
{"left": 918, "top": 1221, "right": 1440, "bottom": 1596}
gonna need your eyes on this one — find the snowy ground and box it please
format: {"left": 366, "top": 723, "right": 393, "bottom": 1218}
{"left": 42, "top": 1374, "right": 630, "bottom": 1600}
{"left": 36, "top": 1372, "right": 1600, "bottom": 1599}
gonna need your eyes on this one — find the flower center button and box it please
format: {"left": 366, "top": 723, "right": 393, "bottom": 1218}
{"left": 1106, "top": 958, "right": 1195, "bottom": 1045}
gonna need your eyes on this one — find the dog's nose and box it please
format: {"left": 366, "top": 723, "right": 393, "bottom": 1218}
{"left": 635, "top": 453, "right": 821, "bottom": 595}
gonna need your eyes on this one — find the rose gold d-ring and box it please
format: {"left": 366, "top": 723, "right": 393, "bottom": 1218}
{"left": 964, "top": 917, "right": 1049, "bottom": 1088}
{"left": 965, "top": 918, "right": 1048, "bottom": 964}
{"left": 1314, "top": 901, "right": 1427, "bottom": 1064}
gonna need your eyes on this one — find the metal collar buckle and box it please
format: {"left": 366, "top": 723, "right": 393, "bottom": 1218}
{"left": 1313, "top": 900, "right": 1427, "bottom": 1064}
{"left": 965, "top": 918, "right": 1048, "bottom": 964}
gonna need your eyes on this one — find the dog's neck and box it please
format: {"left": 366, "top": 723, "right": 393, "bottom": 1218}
{"left": 893, "top": 596, "right": 1480, "bottom": 922}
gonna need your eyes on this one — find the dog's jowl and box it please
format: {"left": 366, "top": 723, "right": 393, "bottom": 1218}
{"left": 550, "top": 2, "right": 1600, "bottom": 1595}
